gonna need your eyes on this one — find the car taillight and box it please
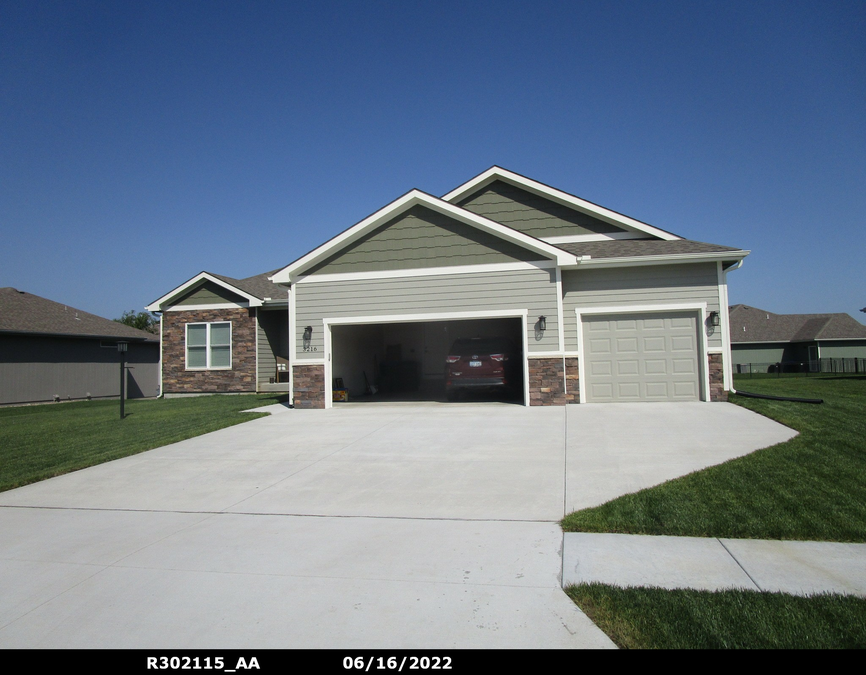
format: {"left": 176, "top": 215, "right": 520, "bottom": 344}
{"left": 490, "top": 354, "right": 508, "bottom": 362}
{"left": 445, "top": 356, "right": 460, "bottom": 363}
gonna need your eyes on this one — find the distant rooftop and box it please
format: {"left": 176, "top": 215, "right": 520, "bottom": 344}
{"left": 729, "top": 304, "right": 866, "bottom": 343}
{"left": 0, "top": 287, "right": 158, "bottom": 341}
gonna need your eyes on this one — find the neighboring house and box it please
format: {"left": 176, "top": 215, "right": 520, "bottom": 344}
{"left": 148, "top": 167, "right": 749, "bottom": 407}
{"left": 729, "top": 304, "right": 866, "bottom": 373}
{"left": 0, "top": 288, "right": 159, "bottom": 405}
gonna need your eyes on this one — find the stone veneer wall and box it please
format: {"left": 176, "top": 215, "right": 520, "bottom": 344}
{"left": 528, "top": 357, "right": 567, "bottom": 406}
{"left": 708, "top": 353, "right": 727, "bottom": 402}
{"left": 564, "top": 357, "right": 580, "bottom": 404}
{"left": 292, "top": 364, "right": 325, "bottom": 409}
{"left": 162, "top": 308, "right": 256, "bottom": 393}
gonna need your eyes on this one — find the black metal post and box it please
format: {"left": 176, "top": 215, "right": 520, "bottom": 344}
{"left": 118, "top": 341, "right": 128, "bottom": 420}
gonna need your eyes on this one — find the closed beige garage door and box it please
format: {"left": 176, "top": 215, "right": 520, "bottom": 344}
{"left": 582, "top": 311, "right": 701, "bottom": 402}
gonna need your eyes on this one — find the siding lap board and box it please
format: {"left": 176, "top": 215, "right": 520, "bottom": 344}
{"left": 457, "top": 180, "right": 626, "bottom": 238}
{"left": 304, "top": 205, "right": 543, "bottom": 276}
{"left": 295, "top": 268, "right": 560, "bottom": 356}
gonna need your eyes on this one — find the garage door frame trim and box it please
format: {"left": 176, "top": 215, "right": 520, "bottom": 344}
{"left": 575, "top": 302, "right": 710, "bottom": 403}
{"left": 322, "top": 309, "right": 530, "bottom": 408}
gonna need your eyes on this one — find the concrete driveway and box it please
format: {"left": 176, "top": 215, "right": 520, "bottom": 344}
{"left": 0, "top": 401, "right": 795, "bottom": 648}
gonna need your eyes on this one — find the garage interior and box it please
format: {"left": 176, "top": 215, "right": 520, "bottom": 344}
{"left": 331, "top": 318, "right": 524, "bottom": 403}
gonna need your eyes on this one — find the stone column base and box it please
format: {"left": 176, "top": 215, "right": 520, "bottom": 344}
{"left": 528, "top": 357, "right": 567, "bottom": 406}
{"left": 708, "top": 353, "right": 727, "bottom": 402}
{"left": 293, "top": 364, "right": 325, "bottom": 409}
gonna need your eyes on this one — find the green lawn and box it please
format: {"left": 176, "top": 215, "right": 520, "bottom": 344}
{"left": 562, "top": 376, "right": 866, "bottom": 648}
{"left": 561, "top": 376, "right": 866, "bottom": 542}
{"left": 0, "top": 393, "right": 286, "bottom": 492}
{"left": 567, "top": 584, "right": 866, "bottom": 649}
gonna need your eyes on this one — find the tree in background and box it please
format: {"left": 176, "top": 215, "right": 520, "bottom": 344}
{"left": 115, "top": 310, "right": 160, "bottom": 334}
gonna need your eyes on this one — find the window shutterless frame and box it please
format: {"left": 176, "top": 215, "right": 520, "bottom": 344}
{"left": 185, "top": 321, "right": 232, "bottom": 370}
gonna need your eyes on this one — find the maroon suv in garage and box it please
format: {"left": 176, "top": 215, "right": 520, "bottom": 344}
{"left": 444, "top": 337, "right": 520, "bottom": 401}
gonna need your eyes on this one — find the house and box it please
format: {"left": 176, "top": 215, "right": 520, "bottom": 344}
{"left": 729, "top": 304, "right": 866, "bottom": 373}
{"left": 0, "top": 287, "right": 160, "bottom": 405}
{"left": 147, "top": 167, "right": 749, "bottom": 407}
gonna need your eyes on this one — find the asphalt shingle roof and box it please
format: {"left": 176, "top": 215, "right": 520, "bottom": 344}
{"left": 729, "top": 304, "right": 866, "bottom": 343}
{"left": 0, "top": 288, "right": 158, "bottom": 341}
{"left": 555, "top": 238, "right": 745, "bottom": 259}
{"left": 208, "top": 270, "right": 288, "bottom": 301}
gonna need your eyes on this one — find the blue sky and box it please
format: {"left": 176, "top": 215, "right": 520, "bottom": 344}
{"left": 2, "top": 1, "right": 864, "bottom": 321}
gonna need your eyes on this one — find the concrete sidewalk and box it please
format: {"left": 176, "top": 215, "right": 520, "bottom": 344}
{"left": 563, "top": 533, "right": 866, "bottom": 596}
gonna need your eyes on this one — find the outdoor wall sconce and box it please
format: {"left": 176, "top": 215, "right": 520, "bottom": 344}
{"left": 709, "top": 311, "right": 720, "bottom": 327}
{"left": 537, "top": 316, "right": 547, "bottom": 331}
{"left": 303, "top": 325, "right": 313, "bottom": 351}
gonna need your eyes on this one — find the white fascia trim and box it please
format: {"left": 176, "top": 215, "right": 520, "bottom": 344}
{"left": 575, "top": 302, "right": 710, "bottom": 403}
{"left": 542, "top": 232, "right": 653, "bottom": 244}
{"left": 146, "top": 272, "right": 263, "bottom": 311}
{"left": 288, "top": 284, "right": 296, "bottom": 362}
{"left": 158, "top": 313, "right": 163, "bottom": 397}
{"left": 294, "top": 358, "right": 326, "bottom": 365}
{"left": 296, "top": 260, "right": 556, "bottom": 285}
{"left": 164, "top": 302, "right": 249, "bottom": 311}
{"left": 325, "top": 308, "right": 529, "bottom": 326}
{"left": 527, "top": 352, "right": 569, "bottom": 358}
{"left": 442, "top": 167, "right": 680, "bottom": 241}
{"left": 562, "top": 251, "right": 750, "bottom": 270}
{"left": 270, "top": 190, "right": 574, "bottom": 283}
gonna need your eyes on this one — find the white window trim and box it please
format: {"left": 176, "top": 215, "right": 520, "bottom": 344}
{"left": 185, "top": 321, "right": 233, "bottom": 371}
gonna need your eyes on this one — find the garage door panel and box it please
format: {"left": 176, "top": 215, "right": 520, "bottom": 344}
{"left": 616, "top": 337, "right": 638, "bottom": 353}
{"left": 590, "top": 338, "right": 612, "bottom": 354}
{"left": 617, "top": 383, "right": 640, "bottom": 399}
{"left": 617, "top": 360, "right": 639, "bottom": 376}
{"left": 590, "top": 361, "right": 612, "bottom": 376}
{"left": 583, "top": 311, "right": 701, "bottom": 403}
{"left": 643, "top": 337, "right": 666, "bottom": 353}
{"left": 644, "top": 359, "right": 667, "bottom": 375}
{"left": 671, "top": 336, "right": 695, "bottom": 352}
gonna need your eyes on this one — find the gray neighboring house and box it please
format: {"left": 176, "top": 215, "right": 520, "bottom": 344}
{"left": 0, "top": 288, "right": 159, "bottom": 405}
{"left": 149, "top": 167, "right": 750, "bottom": 407}
{"left": 729, "top": 304, "right": 866, "bottom": 373}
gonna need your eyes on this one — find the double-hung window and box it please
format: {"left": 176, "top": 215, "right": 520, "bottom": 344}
{"left": 186, "top": 322, "right": 232, "bottom": 369}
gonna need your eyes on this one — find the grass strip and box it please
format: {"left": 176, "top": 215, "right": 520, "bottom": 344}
{"left": 0, "top": 393, "right": 287, "bottom": 492}
{"left": 566, "top": 583, "right": 866, "bottom": 649}
{"left": 561, "top": 376, "right": 866, "bottom": 542}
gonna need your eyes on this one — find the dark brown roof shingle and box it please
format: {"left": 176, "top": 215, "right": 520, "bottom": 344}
{"left": 0, "top": 288, "right": 158, "bottom": 341}
{"left": 555, "top": 238, "right": 746, "bottom": 259}
{"left": 729, "top": 304, "right": 866, "bottom": 343}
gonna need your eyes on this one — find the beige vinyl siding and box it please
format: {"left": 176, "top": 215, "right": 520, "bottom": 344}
{"left": 295, "top": 267, "right": 559, "bottom": 357}
{"left": 304, "top": 205, "right": 543, "bottom": 276}
{"left": 456, "top": 180, "right": 626, "bottom": 238}
{"left": 174, "top": 281, "right": 247, "bottom": 306}
{"left": 562, "top": 263, "right": 722, "bottom": 351}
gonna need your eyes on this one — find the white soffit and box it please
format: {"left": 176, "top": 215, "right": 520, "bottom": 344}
{"left": 442, "top": 166, "right": 681, "bottom": 242}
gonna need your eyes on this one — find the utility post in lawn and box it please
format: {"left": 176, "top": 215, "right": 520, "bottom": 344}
{"left": 117, "top": 341, "right": 128, "bottom": 419}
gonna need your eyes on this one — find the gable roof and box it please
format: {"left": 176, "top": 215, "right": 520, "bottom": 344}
{"left": 146, "top": 269, "right": 287, "bottom": 312}
{"left": 0, "top": 288, "right": 158, "bottom": 342}
{"left": 729, "top": 304, "right": 866, "bottom": 343}
{"left": 270, "top": 189, "right": 575, "bottom": 283}
{"left": 443, "top": 166, "right": 681, "bottom": 241}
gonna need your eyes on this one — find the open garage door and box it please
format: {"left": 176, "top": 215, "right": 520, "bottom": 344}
{"left": 330, "top": 317, "right": 524, "bottom": 404}
{"left": 582, "top": 311, "right": 702, "bottom": 402}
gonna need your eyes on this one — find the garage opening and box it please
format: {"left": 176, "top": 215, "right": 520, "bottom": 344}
{"left": 330, "top": 318, "right": 524, "bottom": 404}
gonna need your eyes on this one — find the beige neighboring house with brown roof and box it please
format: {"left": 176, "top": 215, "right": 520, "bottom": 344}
{"left": 0, "top": 287, "right": 159, "bottom": 405}
{"left": 729, "top": 304, "right": 866, "bottom": 373}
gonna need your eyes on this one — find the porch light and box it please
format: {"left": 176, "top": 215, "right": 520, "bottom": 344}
{"left": 303, "top": 326, "right": 313, "bottom": 341}
{"left": 537, "top": 316, "right": 547, "bottom": 331}
{"left": 709, "top": 311, "right": 720, "bottom": 327}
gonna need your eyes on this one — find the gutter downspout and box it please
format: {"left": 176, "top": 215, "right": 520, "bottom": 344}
{"left": 722, "top": 259, "right": 744, "bottom": 394}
